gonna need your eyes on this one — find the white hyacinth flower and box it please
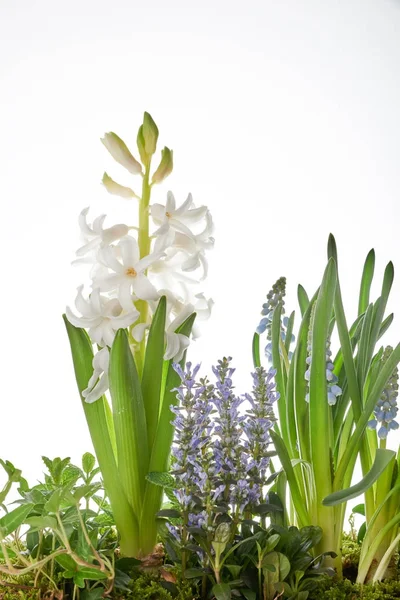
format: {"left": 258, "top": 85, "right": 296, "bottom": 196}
{"left": 102, "top": 172, "right": 138, "bottom": 199}
{"left": 66, "top": 286, "right": 139, "bottom": 347}
{"left": 95, "top": 236, "right": 163, "bottom": 311}
{"left": 76, "top": 207, "right": 129, "bottom": 258}
{"left": 151, "top": 191, "right": 208, "bottom": 237}
{"left": 82, "top": 347, "right": 110, "bottom": 404}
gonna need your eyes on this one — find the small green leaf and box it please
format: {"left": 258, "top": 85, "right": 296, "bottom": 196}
{"left": 212, "top": 583, "right": 231, "bottom": 600}
{"left": 324, "top": 449, "right": 396, "bottom": 506}
{"left": 146, "top": 471, "right": 175, "bottom": 488}
{"left": 82, "top": 452, "right": 96, "bottom": 474}
{"left": 184, "top": 568, "right": 204, "bottom": 578}
{"left": 241, "top": 590, "right": 257, "bottom": 600}
{"left": 352, "top": 503, "right": 365, "bottom": 516}
{"left": 0, "top": 503, "right": 34, "bottom": 538}
{"left": 25, "top": 516, "right": 58, "bottom": 530}
{"left": 156, "top": 509, "right": 181, "bottom": 519}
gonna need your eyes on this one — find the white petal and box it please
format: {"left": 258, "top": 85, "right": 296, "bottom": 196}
{"left": 92, "top": 214, "right": 107, "bottom": 234}
{"left": 83, "top": 374, "right": 109, "bottom": 403}
{"left": 131, "top": 322, "right": 149, "bottom": 342}
{"left": 174, "top": 192, "right": 193, "bottom": 216}
{"left": 131, "top": 274, "right": 159, "bottom": 301}
{"left": 119, "top": 236, "right": 140, "bottom": 267}
{"left": 99, "top": 245, "right": 125, "bottom": 273}
{"left": 181, "top": 253, "right": 201, "bottom": 273}
{"left": 118, "top": 279, "right": 135, "bottom": 312}
{"left": 180, "top": 206, "right": 208, "bottom": 223}
{"left": 136, "top": 251, "right": 166, "bottom": 273}
{"left": 103, "top": 321, "right": 117, "bottom": 347}
{"left": 150, "top": 203, "right": 167, "bottom": 225}
{"left": 166, "top": 191, "right": 176, "bottom": 212}
{"left": 89, "top": 288, "right": 103, "bottom": 315}
{"left": 169, "top": 219, "right": 196, "bottom": 238}
{"left": 94, "top": 273, "right": 122, "bottom": 293}
{"left": 74, "top": 285, "right": 94, "bottom": 317}
{"left": 65, "top": 306, "right": 98, "bottom": 329}
{"left": 101, "top": 224, "right": 130, "bottom": 245}
{"left": 174, "top": 334, "right": 191, "bottom": 361}
{"left": 78, "top": 207, "right": 93, "bottom": 237}
{"left": 76, "top": 237, "right": 101, "bottom": 257}
{"left": 164, "top": 332, "right": 180, "bottom": 361}
{"left": 88, "top": 323, "right": 106, "bottom": 346}
{"left": 95, "top": 347, "right": 110, "bottom": 371}
{"left": 111, "top": 310, "right": 140, "bottom": 328}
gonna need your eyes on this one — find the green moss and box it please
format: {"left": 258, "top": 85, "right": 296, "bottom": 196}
{"left": 0, "top": 584, "right": 41, "bottom": 600}
{"left": 113, "top": 572, "right": 196, "bottom": 600}
{"left": 309, "top": 577, "right": 400, "bottom": 599}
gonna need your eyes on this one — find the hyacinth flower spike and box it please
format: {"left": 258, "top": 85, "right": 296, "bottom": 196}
{"left": 64, "top": 112, "right": 214, "bottom": 558}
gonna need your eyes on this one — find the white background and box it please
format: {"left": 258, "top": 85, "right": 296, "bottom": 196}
{"left": 1, "top": 0, "right": 399, "bottom": 491}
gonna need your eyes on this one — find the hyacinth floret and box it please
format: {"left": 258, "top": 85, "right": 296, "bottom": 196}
{"left": 368, "top": 346, "right": 399, "bottom": 439}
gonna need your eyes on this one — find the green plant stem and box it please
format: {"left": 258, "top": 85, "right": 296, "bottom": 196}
{"left": 134, "top": 162, "right": 152, "bottom": 376}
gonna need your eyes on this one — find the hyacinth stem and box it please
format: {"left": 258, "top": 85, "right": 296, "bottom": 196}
{"left": 134, "top": 161, "right": 152, "bottom": 375}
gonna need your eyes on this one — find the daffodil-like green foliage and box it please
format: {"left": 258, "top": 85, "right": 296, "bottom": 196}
{"left": 254, "top": 235, "right": 400, "bottom": 582}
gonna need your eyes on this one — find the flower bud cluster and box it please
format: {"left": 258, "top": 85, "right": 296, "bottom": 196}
{"left": 368, "top": 346, "right": 399, "bottom": 439}
{"left": 256, "top": 278, "right": 295, "bottom": 363}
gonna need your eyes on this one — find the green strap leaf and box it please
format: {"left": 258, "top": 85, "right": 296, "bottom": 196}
{"left": 323, "top": 449, "right": 395, "bottom": 506}
{"left": 297, "top": 285, "right": 310, "bottom": 317}
{"left": 139, "top": 312, "right": 196, "bottom": 555}
{"left": 309, "top": 257, "right": 336, "bottom": 506}
{"left": 63, "top": 316, "right": 139, "bottom": 556}
{"left": 109, "top": 329, "right": 149, "bottom": 516}
{"left": 141, "top": 296, "right": 167, "bottom": 453}
{"left": 252, "top": 332, "right": 261, "bottom": 368}
{"left": 358, "top": 248, "right": 375, "bottom": 316}
{"left": 270, "top": 430, "right": 309, "bottom": 528}
{"left": 0, "top": 503, "right": 34, "bottom": 538}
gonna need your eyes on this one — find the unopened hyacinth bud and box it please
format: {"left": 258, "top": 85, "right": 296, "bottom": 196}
{"left": 101, "top": 132, "right": 142, "bottom": 175}
{"left": 368, "top": 347, "right": 399, "bottom": 439}
{"left": 102, "top": 172, "right": 138, "bottom": 199}
{"left": 142, "top": 111, "right": 159, "bottom": 155}
{"left": 152, "top": 147, "right": 174, "bottom": 184}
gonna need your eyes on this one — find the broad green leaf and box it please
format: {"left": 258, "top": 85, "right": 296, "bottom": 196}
{"left": 63, "top": 316, "right": 139, "bottom": 556}
{"left": 324, "top": 449, "right": 396, "bottom": 506}
{"left": 241, "top": 591, "right": 257, "bottom": 600}
{"left": 271, "top": 303, "right": 288, "bottom": 445}
{"left": 284, "top": 311, "right": 295, "bottom": 355}
{"left": 25, "top": 516, "right": 58, "bottom": 530}
{"left": 184, "top": 568, "right": 204, "bottom": 578}
{"left": 264, "top": 551, "right": 290, "bottom": 581}
{"left": 109, "top": 328, "right": 149, "bottom": 516}
{"left": 141, "top": 295, "right": 167, "bottom": 452}
{"left": 211, "top": 583, "right": 231, "bottom": 600}
{"left": 0, "top": 503, "right": 34, "bottom": 538}
{"left": 358, "top": 248, "right": 375, "bottom": 316}
{"left": 82, "top": 452, "right": 96, "bottom": 475}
